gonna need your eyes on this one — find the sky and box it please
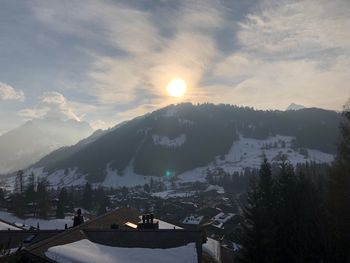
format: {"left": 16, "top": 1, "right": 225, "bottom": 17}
{"left": 0, "top": 0, "right": 349, "bottom": 133}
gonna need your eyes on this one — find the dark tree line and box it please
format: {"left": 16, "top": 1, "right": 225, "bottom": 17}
{"left": 55, "top": 183, "right": 111, "bottom": 218}
{"left": 238, "top": 101, "right": 350, "bottom": 262}
{"left": 206, "top": 167, "right": 256, "bottom": 195}
{"left": 7, "top": 177, "right": 111, "bottom": 219}
{"left": 11, "top": 173, "right": 50, "bottom": 217}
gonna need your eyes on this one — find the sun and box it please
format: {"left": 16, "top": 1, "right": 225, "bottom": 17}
{"left": 166, "top": 78, "right": 187, "bottom": 97}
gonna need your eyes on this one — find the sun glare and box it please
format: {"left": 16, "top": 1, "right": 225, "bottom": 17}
{"left": 166, "top": 79, "right": 187, "bottom": 97}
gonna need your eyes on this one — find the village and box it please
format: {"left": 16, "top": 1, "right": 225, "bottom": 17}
{"left": 0, "top": 173, "right": 245, "bottom": 262}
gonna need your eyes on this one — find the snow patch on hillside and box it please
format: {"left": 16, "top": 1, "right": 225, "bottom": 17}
{"left": 101, "top": 163, "right": 158, "bottom": 188}
{"left": 178, "top": 118, "right": 194, "bottom": 126}
{"left": 152, "top": 134, "right": 186, "bottom": 147}
{"left": 178, "top": 134, "right": 334, "bottom": 183}
{"left": 44, "top": 168, "right": 87, "bottom": 187}
{"left": 0, "top": 167, "right": 87, "bottom": 191}
{"left": 163, "top": 107, "right": 177, "bottom": 117}
{"left": 205, "top": 185, "right": 225, "bottom": 194}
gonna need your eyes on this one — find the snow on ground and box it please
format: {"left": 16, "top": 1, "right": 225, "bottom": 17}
{"left": 178, "top": 166, "right": 208, "bottom": 183}
{"left": 178, "top": 118, "right": 194, "bottom": 126}
{"left": 203, "top": 238, "right": 221, "bottom": 262}
{"left": 0, "top": 220, "right": 21, "bottom": 230}
{"left": 45, "top": 239, "right": 197, "bottom": 263}
{"left": 162, "top": 107, "right": 177, "bottom": 117}
{"left": 0, "top": 134, "right": 334, "bottom": 189}
{"left": 0, "top": 167, "right": 87, "bottom": 191}
{"left": 182, "top": 216, "right": 203, "bottom": 225}
{"left": 152, "top": 134, "right": 186, "bottom": 147}
{"left": 222, "top": 135, "right": 334, "bottom": 173}
{"left": 0, "top": 211, "right": 73, "bottom": 230}
{"left": 151, "top": 190, "right": 195, "bottom": 199}
{"left": 43, "top": 168, "right": 87, "bottom": 187}
{"left": 178, "top": 134, "right": 334, "bottom": 183}
{"left": 205, "top": 185, "right": 225, "bottom": 194}
{"left": 102, "top": 163, "right": 159, "bottom": 188}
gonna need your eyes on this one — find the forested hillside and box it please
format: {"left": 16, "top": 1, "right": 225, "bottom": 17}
{"left": 30, "top": 103, "right": 340, "bottom": 183}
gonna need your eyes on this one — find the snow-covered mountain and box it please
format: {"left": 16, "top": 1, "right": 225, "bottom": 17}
{"left": 0, "top": 117, "right": 93, "bottom": 174}
{"left": 1, "top": 103, "right": 340, "bottom": 188}
{"left": 286, "top": 103, "right": 306, "bottom": 111}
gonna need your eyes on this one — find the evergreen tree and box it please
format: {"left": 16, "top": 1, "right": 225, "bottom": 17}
{"left": 143, "top": 184, "right": 150, "bottom": 193}
{"left": 95, "top": 188, "right": 109, "bottom": 216}
{"left": 0, "top": 188, "right": 4, "bottom": 202}
{"left": 328, "top": 100, "right": 350, "bottom": 261}
{"left": 82, "top": 182, "right": 92, "bottom": 210}
{"left": 14, "top": 170, "right": 24, "bottom": 194}
{"left": 56, "top": 201, "right": 64, "bottom": 219}
{"left": 239, "top": 159, "right": 275, "bottom": 263}
{"left": 273, "top": 160, "right": 299, "bottom": 263}
{"left": 56, "top": 188, "right": 68, "bottom": 219}
{"left": 36, "top": 179, "right": 50, "bottom": 217}
{"left": 24, "top": 172, "right": 36, "bottom": 213}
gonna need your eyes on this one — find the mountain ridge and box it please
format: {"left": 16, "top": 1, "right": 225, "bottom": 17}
{"left": 0, "top": 117, "right": 93, "bottom": 174}
{"left": 21, "top": 103, "right": 340, "bottom": 186}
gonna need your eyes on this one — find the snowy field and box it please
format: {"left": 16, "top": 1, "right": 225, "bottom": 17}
{"left": 46, "top": 239, "right": 197, "bottom": 263}
{"left": 101, "top": 162, "right": 160, "bottom": 188}
{"left": 0, "top": 210, "right": 73, "bottom": 230}
{"left": 178, "top": 134, "right": 334, "bottom": 183}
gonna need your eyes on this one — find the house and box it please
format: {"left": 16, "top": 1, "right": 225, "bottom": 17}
{"left": 1, "top": 207, "right": 209, "bottom": 263}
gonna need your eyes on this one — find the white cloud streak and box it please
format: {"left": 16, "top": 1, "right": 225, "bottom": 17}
{"left": 18, "top": 91, "right": 82, "bottom": 121}
{"left": 0, "top": 82, "right": 25, "bottom": 101}
{"left": 238, "top": 0, "right": 350, "bottom": 55}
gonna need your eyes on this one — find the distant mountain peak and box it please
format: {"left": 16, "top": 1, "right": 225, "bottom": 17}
{"left": 0, "top": 117, "right": 93, "bottom": 174}
{"left": 286, "top": 103, "right": 306, "bottom": 111}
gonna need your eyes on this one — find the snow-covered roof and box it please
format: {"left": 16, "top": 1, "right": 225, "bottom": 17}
{"left": 0, "top": 210, "right": 73, "bottom": 230}
{"left": 0, "top": 220, "right": 21, "bottom": 230}
{"left": 45, "top": 239, "right": 197, "bottom": 263}
{"left": 182, "top": 216, "right": 203, "bottom": 225}
{"left": 211, "top": 212, "right": 234, "bottom": 229}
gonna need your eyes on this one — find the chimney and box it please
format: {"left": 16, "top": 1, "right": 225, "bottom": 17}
{"left": 137, "top": 213, "right": 159, "bottom": 230}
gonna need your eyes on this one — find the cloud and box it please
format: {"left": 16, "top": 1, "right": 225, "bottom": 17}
{"left": 32, "top": 0, "right": 223, "bottom": 107}
{"left": 29, "top": 0, "right": 350, "bottom": 120}
{"left": 18, "top": 91, "right": 81, "bottom": 121}
{"left": 237, "top": 0, "right": 350, "bottom": 56}
{"left": 90, "top": 120, "right": 110, "bottom": 131}
{"left": 208, "top": 0, "right": 350, "bottom": 110}
{"left": 0, "top": 82, "right": 25, "bottom": 101}
{"left": 32, "top": 0, "right": 161, "bottom": 54}
{"left": 210, "top": 54, "right": 350, "bottom": 109}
